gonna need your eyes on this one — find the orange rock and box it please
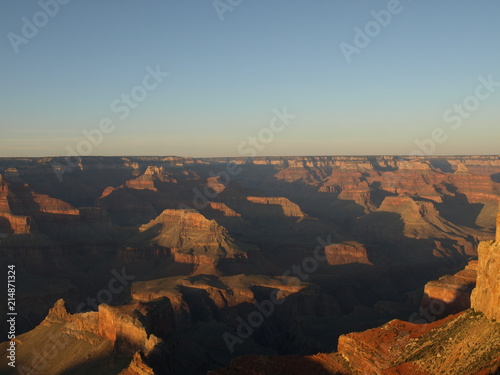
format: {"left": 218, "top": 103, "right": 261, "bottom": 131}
{"left": 119, "top": 352, "right": 155, "bottom": 375}
{"left": 246, "top": 197, "right": 306, "bottom": 217}
{"left": 208, "top": 202, "right": 241, "bottom": 217}
{"left": 471, "top": 241, "right": 500, "bottom": 321}
{"left": 421, "top": 260, "right": 477, "bottom": 318}
{"left": 324, "top": 241, "right": 372, "bottom": 265}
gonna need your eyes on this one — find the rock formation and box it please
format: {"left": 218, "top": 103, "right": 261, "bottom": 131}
{"left": 119, "top": 352, "right": 155, "bottom": 375}
{"left": 0, "top": 298, "right": 172, "bottom": 375}
{"left": 366, "top": 194, "right": 468, "bottom": 240}
{"left": 421, "top": 260, "right": 478, "bottom": 319}
{"left": 208, "top": 202, "right": 241, "bottom": 217}
{"left": 471, "top": 207, "right": 500, "bottom": 322}
{"left": 497, "top": 206, "right": 500, "bottom": 243}
{"left": 130, "top": 209, "right": 249, "bottom": 274}
{"left": 245, "top": 197, "right": 306, "bottom": 218}
{"left": 324, "top": 241, "right": 372, "bottom": 265}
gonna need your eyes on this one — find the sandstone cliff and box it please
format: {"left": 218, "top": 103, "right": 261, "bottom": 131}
{"left": 324, "top": 241, "right": 372, "bottom": 265}
{"left": 130, "top": 209, "right": 249, "bottom": 274}
{"left": 0, "top": 298, "right": 172, "bottom": 375}
{"left": 421, "top": 260, "right": 478, "bottom": 319}
{"left": 229, "top": 196, "right": 306, "bottom": 219}
{"left": 471, "top": 242, "right": 500, "bottom": 322}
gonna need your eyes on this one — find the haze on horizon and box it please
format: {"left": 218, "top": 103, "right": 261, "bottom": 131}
{"left": 1, "top": 0, "right": 499, "bottom": 158}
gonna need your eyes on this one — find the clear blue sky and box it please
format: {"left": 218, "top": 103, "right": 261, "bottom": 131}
{"left": 1, "top": 0, "right": 499, "bottom": 157}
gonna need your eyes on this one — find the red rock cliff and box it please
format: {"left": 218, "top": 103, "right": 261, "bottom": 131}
{"left": 471, "top": 216, "right": 500, "bottom": 321}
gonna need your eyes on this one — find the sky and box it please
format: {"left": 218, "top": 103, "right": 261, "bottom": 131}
{"left": 1, "top": 0, "right": 499, "bottom": 158}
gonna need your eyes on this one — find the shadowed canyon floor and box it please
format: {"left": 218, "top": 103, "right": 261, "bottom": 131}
{"left": 0, "top": 155, "right": 499, "bottom": 374}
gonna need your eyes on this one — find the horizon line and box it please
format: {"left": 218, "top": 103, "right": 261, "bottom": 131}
{"left": 0, "top": 154, "right": 499, "bottom": 160}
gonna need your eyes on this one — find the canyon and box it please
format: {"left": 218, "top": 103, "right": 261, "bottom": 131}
{"left": 213, "top": 231, "right": 500, "bottom": 374}
{"left": 0, "top": 155, "right": 499, "bottom": 374}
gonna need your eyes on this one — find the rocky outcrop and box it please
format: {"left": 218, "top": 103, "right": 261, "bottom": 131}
{"left": 208, "top": 202, "right": 241, "bottom": 217}
{"left": 42, "top": 298, "right": 174, "bottom": 356}
{"left": 42, "top": 298, "right": 71, "bottom": 322}
{"left": 131, "top": 209, "right": 249, "bottom": 274}
{"left": 324, "top": 241, "right": 372, "bottom": 265}
{"left": 100, "top": 185, "right": 117, "bottom": 198}
{"left": 0, "top": 298, "right": 172, "bottom": 374}
{"left": 131, "top": 274, "right": 318, "bottom": 328}
{"left": 471, "top": 242, "right": 500, "bottom": 322}
{"left": 376, "top": 195, "right": 466, "bottom": 239}
{"left": 337, "top": 310, "right": 500, "bottom": 374}
{"left": 0, "top": 212, "right": 31, "bottom": 234}
{"left": 421, "top": 260, "right": 478, "bottom": 319}
{"left": 119, "top": 352, "right": 155, "bottom": 375}
{"left": 0, "top": 175, "right": 79, "bottom": 218}
{"left": 32, "top": 193, "right": 80, "bottom": 217}
{"left": 497, "top": 208, "right": 500, "bottom": 243}
{"left": 207, "top": 176, "right": 227, "bottom": 194}
{"left": 121, "top": 165, "right": 178, "bottom": 191}
{"left": 0, "top": 176, "right": 32, "bottom": 234}
{"left": 98, "top": 303, "right": 164, "bottom": 357}
{"left": 246, "top": 197, "right": 306, "bottom": 217}
{"left": 0, "top": 175, "right": 85, "bottom": 239}
{"left": 125, "top": 175, "right": 158, "bottom": 191}
{"left": 354, "top": 193, "right": 489, "bottom": 263}
{"left": 0, "top": 174, "right": 11, "bottom": 212}
{"left": 337, "top": 316, "right": 455, "bottom": 374}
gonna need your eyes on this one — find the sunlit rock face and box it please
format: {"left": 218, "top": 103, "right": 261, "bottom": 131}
{"left": 471, "top": 209, "right": 500, "bottom": 322}
{"left": 420, "top": 260, "right": 478, "bottom": 319}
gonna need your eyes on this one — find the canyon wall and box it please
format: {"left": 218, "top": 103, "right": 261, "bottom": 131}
{"left": 471, "top": 211, "right": 500, "bottom": 321}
